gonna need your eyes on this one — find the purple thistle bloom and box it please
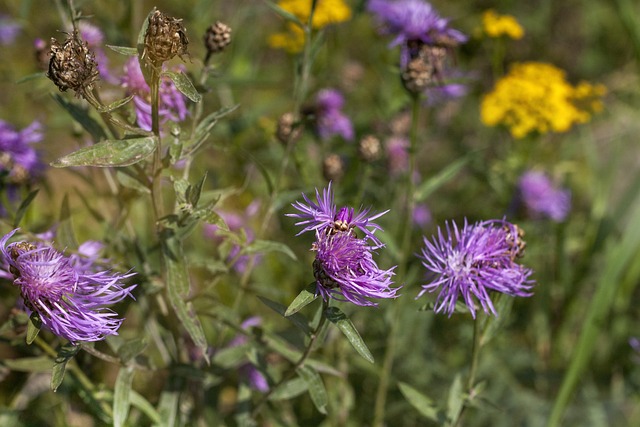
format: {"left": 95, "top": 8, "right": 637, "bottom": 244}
{"left": 518, "top": 171, "right": 571, "bottom": 222}
{"left": 314, "top": 89, "right": 354, "bottom": 141}
{"left": 417, "top": 219, "right": 534, "bottom": 318}
{"left": 0, "top": 230, "right": 136, "bottom": 342}
{"left": 288, "top": 182, "right": 388, "bottom": 246}
{"left": 0, "top": 119, "right": 43, "bottom": 182}
{"left": 121, "top": 57, "right": 188, "bottom": 132}
{"left": 0, "top": 14, "right": 21, "bottom": 45}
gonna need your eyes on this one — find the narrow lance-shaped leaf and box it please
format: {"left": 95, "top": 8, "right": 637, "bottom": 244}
{"left": 162, "top": 71, "right": 202, "bottom": 103}
{"left": 296, "top": 365, "right": 328, "bottom": 414}
{"left": 51, "top": 137, "right": 158, "bottom": 168}
{"left": 106, "top": 45, "right": 138, "bottom": 56}
{"left": 398, "top": 382, "right": 441, "bottom": 422}
{"left": 13, "top": 189, "right": 39, "bottom": 228}
{"left": 285, "top": 282, "right": 318, "bottom": 316}
{"left": 446, "top": 374, "right": 465, "bottom": 426}
{"left": 113, "top": 366, "right": 135, "bottom": 427}
{"left": 258, "top": 296, "right": 311, "bottom": 336}
{"left": 98, "top": 95, "right": 134, "bottom": 113}
{"left": 242, "top": 239, "right": 297, "bottom": 260}
{"left": 324, "top": 307, "right": 374, "bottom": 364}
{"left": 414, "top": 155, "right": 471, "bottom": 203}
{"left": 268, "top": 377, "right": 308, "bottom": 401}
{"left": 51, "top": 343, "right": 81, "bottom": 392}
{"left": 52, "top": 94, "right": 107, "bottom": 142}
{"left": 26, "top": 312, "right": 41, "bottom": 345}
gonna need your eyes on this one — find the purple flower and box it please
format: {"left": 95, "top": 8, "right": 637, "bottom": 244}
{"left": 413, "top": 203, "right": 432, "bottom": 228}
{"left": 288, "top": 182, "right": 388, "bottom": 245}
{"left": 0, "top": 14, "right": 21, "bottom": 45}
{"left": 0, "top": 229, "right": 136, "bottom": 342}
{"left": 417, "top": 219, "right": 534, "bottom": 318}
{"left": 385, "top": 136, "right": 409, "bottom": 176}
{"left": 425, "top": 83, "right": 468, "bottom": 105}
{"left": 518, "top": 171, "right": 571, "bottom": 222}
{"left": 0, "top": 119, "right": 43, "bottom": 183}
{"left": 120, "top": 57, "right": 188, "bottom": 131}
{"left": 77, "top": 21, "right": 116, "bottom": 83}
{"left": 227, "top": 317, "right": 269, "bottom": 392}
{"left": 314, "top": 89, "right": 354, "bottom": 141}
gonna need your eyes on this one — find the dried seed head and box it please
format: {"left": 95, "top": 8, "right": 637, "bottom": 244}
{"left": 358, "top": 135, "right": 382, "bottom": 162}
{"left": 275, "top": 112, "right": 303, "bottom": 145}
{"left": 144, "top": 9, "right": 189, "bottom": 66}
{"left": 34, "top": 38, "right": 52, "bottom": 71}
{"left": 322, "top": 154, "right": 344, "bottom": 182}
{"left": 203, "top": 21, "right": 232, "bottom": 56}
{"left": 401, "top": 57, "right": 434, "bottom": 94}
{"left": 47, "top": 30, "right": 99, "bottom": 95}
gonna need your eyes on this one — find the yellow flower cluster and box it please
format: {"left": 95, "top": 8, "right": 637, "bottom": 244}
{"left": 268, "top": 0, "right": 352, "bottom": 53}
{"left": 482, "top": 10, "right": 524, "bottom": 40}
{"left": 480, "top": 62, "right": 606, "bottom": 139}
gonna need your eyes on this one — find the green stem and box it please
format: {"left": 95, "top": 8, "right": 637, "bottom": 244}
{"left": 149, "top": 68, "right": 164, "bottom": 223}
{"left": 251, "top": 299, "right": 329, "bottom": 418}
{"left": 452, "top": 317, "right": 482, "bottom": 427}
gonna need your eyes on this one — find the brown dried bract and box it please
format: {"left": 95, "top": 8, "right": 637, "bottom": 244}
{"left": 47, "top": 30, "right": 99, "bottom": 95}
{"left": 144, "top": 9, "right": 189, "bottom": 65}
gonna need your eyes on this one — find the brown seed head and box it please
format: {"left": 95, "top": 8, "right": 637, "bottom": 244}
{"left": 358, "top": 135, "right": 382, "bottom": 162}
{"left": 275, "top": 112, "right": 303, "bottom": 145}
{"left": 204, "top": 21, "right": 232, "bottom": 55}
{"left": 322, "top": 154, "right": 344, "bottom": 182}
{"left": 47, "top": 30, "right": 99, "bottom": 95}
{"left": 144, "top": 9, "right": 189, "bottom": 65}
{"left": 401, "top": 57, "right": 435, "bottom": 94}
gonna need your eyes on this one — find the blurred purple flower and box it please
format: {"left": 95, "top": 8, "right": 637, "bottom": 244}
{"left": 120, "top": 57, "right": 188, "bottom": 131}
{"left": 518, "top": 171, "right": 571, "bottom": 222}
{"left": 226, "top": 317, "right": 269, "bottom": 392}
{"left": 288, "top": 182, "right": 387, "bottom": 245}
{"left": 314, "top": 88, "right": 354, "bottom": 141}
{"left": 0, "top": 14, "right": 21, "bottom": 45}
{"left": 0, "top": 229, "right": 136, "bottom": 342}
{"left": 417, "top": 219, "right": 534, "bottom": 318}
{"left": 77, "top": 21, "right": 116, "bottom": 83}
{"left": 385, "top": 136, "right": 409, "bottom": 176}
{"left": 425, "top": 83, "right": 468, "bottom": 105}
{"left": 413, "top": 203, "right": 432, "bottom": 228}
{"left": 0, "top": 119, "right": 43, "bottom": 183}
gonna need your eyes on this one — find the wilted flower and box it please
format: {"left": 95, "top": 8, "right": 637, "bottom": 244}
{"left": 203, "top": 21, "right": 232, "bottom": 58}
{"left": 482, "top": 10, "right": 524, "bottom": 40}
{"left": 518, "top": 171, "right": 571, "bottom": 222}
{"left": 0, "top": 14, "right": 21, "bottom": 45}
{"left": 77, "top": 21, "right": 116, "bottom": 83}
{"left": 0, "top": 229, "right": 136, "bottom": 342}
{"left": 481, "top": 62, "right": 606, "bottom": 138}
{"left": 0, "top": 119, "right": 43, "bottom": 185}
{"left": 121, "top": 56, "right": 188, "bottom": 131}
{"left": 268, "top": 0, "right": 352, "bottom": 53}
{"left": 313, "top": 88, "right": 354, "bottom": 141}
{"left": 143, "top": 9, "right": 188, "bottom": 66}
{"left": 417, "top": 219, "right": 534, "bottom": 318}
{"left": 47, "top": 30, "right": 99, "bottom": 95}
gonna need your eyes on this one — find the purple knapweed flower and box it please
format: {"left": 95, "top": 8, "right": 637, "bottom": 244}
{"left": 0, "top": 14, "right": 21, "bottom": 45}
{"left": 120, "top": 56, "right": 188, "bottom": 131}
{"left": 289, "top": 183, "right": 398, "bottom": 306}
{"left": 288, "top": 182, "right": 388, "bottom": 245}
{"left": 417, "top": 219, "right": 534, "bottom": 318}
{"left": 314, "top": 89, "right": 354, "bottom": 141}
{"left": 518, "top": 171, "right": 571, "bottom": 222}
{"left": 0, "top": 229, "right": 136, "bottom": 342}
{"left": 227, "top": 317, "right": 269, "bottom": 392}
{"left": 385, "top": 136, "right": 409, "bottom": 176}
{"left": 413, "top": 203, "right": 432, "bottom": 228}
{"left": 0, "top": 119, "right": 43, "bottom": 183}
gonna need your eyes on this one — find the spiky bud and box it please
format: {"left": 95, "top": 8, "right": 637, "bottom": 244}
{"left": 322, "top": 154, "right": 344, "bottom": 182}
{"left": 144, "top": 9, "right": 189, "bottom": 66}
{"left": 275, "top": 112, "right": 303, "bottom": 145}
{"left": 358, "top": 135, "right": 382, "bottom": 162}
{"left": 204, "top": 21, "right": 232, "bottom": 56}
{"left": 47, "top": 30, "right": 99, "bottom": 95}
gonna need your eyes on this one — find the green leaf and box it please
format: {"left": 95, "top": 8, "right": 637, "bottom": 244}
{"left": 51, "top": 343, "right": 81, "bottom": 392}
{"left": 285, "top": 283, "right": 318, "bottom": 316}
{"left": 25, "top": 312, "right": 41, "bottom": 345}
{"left": 130, "top": 391, "right": 162, "bottom": 424}
{"left": 212, "top": 343, "right": 251, "bottom": 369}
{"left": 446, "top": 374, "right": 465, "bottom": 425}
{"left": 181, "top": 105, "right": 239, "bottom": 158}
{"left": 51, "top": 137, "right": 158, "bottom": 168}
{"left": 398, "top": 382, "right": 441, "bottom": 422}
{"left": 116, "top": 170, "right": 151, "bottom": 194}
{"left": 242, "top": 239, "right": 297, "bottom": 260}
{"left": 3, "top": 356, "right": 51, "bottom": 372}
{"left": 106, "top": 45, "right": 138, "bottom": 56}
{"left": 74, "top": 188, "right": 106, "bottom": 222}
{"left": 186, "top": 173, "right": 207, "bottom": 207}
{"left": 324, "top": 307, "right": 374, "bottom": 364}
{"left": 414, "top": 155, "right": 471, "bottom": 202}
{"left": 113, "top": 366, "right": 135, "bottom": 427}
{"left": 162, "top": 71, "right": 202, "bottom": 103}
{"left": 258, "top": 296, "right": 311, "bottom": 336}
{"left": 296, "top": 366, "right": 328, "bottom": 414}
{"left": 268, "top": 377, "right": 308, "bottom": 401}
{"left": 98, "top": 95, "right": 134, "bottom": 113}
{"left": 265, "top": 0, "right": 304, "bottom": 27}
{"left": 116, "top": 338, "right": 148, "bottom": 364}
{"left": 162, "top": 237, "right": 208, "bottom": 359}
{"left": 13, "top": 189, "right": 39, "bottom": 228}
{"left": 58, "top": 194, "right": 78, "bottom": 249}
{"left": 52, "top": 93, "right": 107, "bottom": 141}
{"left": 137, "top": 9, "right": 154, "bottom": 60}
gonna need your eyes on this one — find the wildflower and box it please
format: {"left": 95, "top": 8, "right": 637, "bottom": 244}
{"left": 77, "top": 21, "right": 116, "bottom": 83}
{"left": 417, "top": 219, "right": 534, "bottom": 318}
{"left": 0, "top": 119, "right": 43, "bottom": 185}
{"left": 275, "top": 112, "right": 304, "bottom": 144}
{"left": 0, "top": 229, "right": 136, "bottom": 342}
{"left": 312, "top": 88, "right": 354, "bottom": 141}
{"left": 385, "top": 136, "right": 409, "bottom": 176}
{"left": 203, "top": 21, "right": 232, "bottom": 58}
{"left": 413, "top": 203, "right": 432, "bottom": 228}
{"left": 47, "top": 30, "right": 99, "bottom": 95}
{"left": 481, "top": 62, "right": 606, "bottom": 139}
{"left": 268, "top": 0, "right": 352, "bottom": 53}
{"left": 143, "top": 9, "right": 188, "bottom": 66}
{"left": 518, "top": 171, "right": 571, "bottom": 222}
{"left": 358, "top": 135, "right": 382, "bottom": 162}
{"left": 121, "top": 56, "right": 188, "bottom": 131}
{"left": 0, "top": 14, "right": 21, "bottom": 45}
{"left": 288, "top": 182, "right": 387, "bottom": 245}
{"left": 226, "top": 317, "right": 269, "bottom": 392}
{"left": 482, "top": 10, "right": 524, "bottom": 40}
{"left": 322, "top": 153, "right": 345, "bottom": 182}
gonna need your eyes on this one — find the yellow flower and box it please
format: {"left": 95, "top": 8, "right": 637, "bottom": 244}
{"left": 482, "top": 10, "right": 524, "bottom": 40}
{"left": 480, "top": 62, "right": 606, "bottom": 139}
{"left": 268, "top": 0, "right": 352, "bottom": 53}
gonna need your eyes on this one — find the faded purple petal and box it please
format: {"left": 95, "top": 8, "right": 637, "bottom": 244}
{"left": 518, "top": 171, "right": 571, "bottom": 222}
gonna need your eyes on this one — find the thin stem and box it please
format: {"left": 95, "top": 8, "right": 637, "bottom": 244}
{"left": 251, "top": 299, "right": 329, "bottom": 418}
{"left": 452, "top": 316, "right": 482, "bottom": 427}
{"left": 149, "top": 68, "right": 164, "bottom": 223}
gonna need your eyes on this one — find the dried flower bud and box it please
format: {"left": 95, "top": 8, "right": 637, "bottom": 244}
{"left": 144, "top": 9, "right": 189, "bottom": 66}
{"left": 358, "top": 135, "right": 381, "bottom": 162}
{"left": 204, "top": 21, "right": 232, "bottom": 56}
{"left": 47, "top": 30, "right": 99, "bottom": 95}
{"left": 275, "top": 112, "right": 303, "bottom": 145}
{"left": 323, "top": 154, "right": 344, "bottom": 182}
{"left": 401, "top": 57, "right": 434, "bottom": 94}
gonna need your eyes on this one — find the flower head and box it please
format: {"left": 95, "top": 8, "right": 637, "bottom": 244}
{"left": 288, "top": 182, "right": 387, "bottom": 245}
{"left": 47, "top": 30, "right": 99, "bottom": 95}
{"left": 481, "top": 62, "right": 606, "bottom": 138}
{"left": 121, "top": 56, "right": 188, "bottom": 131}
{"left": 482, "top": 10, "right": 524, "bottom": 40}
{"left": 0, "top": 120, "right": 43, "bottom": 185}
{"left": 518, "top": 171, "right": 571, "bottom": 222}
{"left": 0, "top": 14, "right": 21, "bottom": 45}
{"left": 0, "top": 230, "right": 136, "bottom": 342}
{"left": 313, "top": 88, "right": 354, "bottom": 141}
{"left": 417, "top": 219, "right": 534, "bottom": 318}
{"left": 143, "top": 9, "right": 189, "bottom": 66}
